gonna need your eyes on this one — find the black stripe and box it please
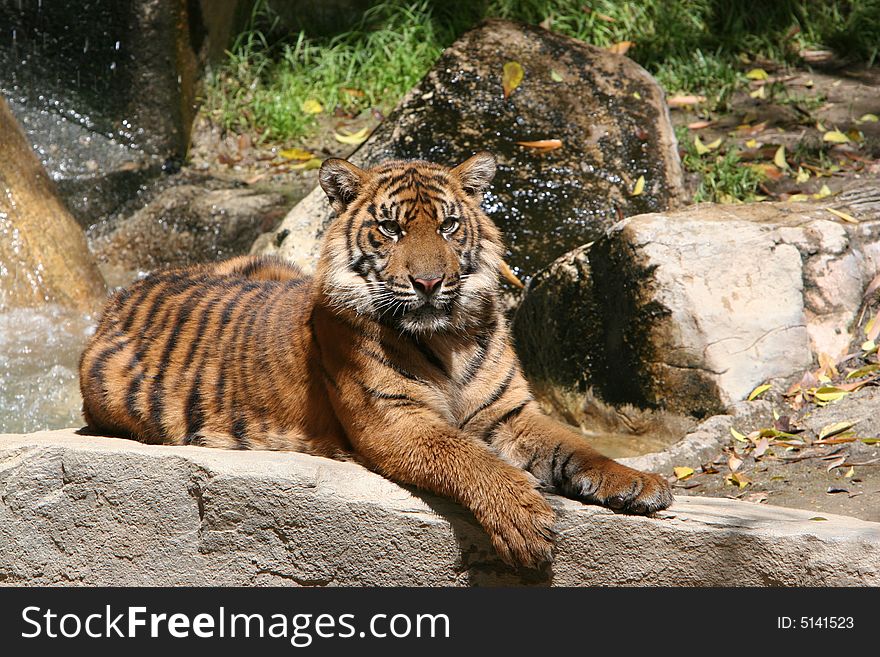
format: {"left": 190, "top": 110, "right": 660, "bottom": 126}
{"left": 459, "top": 332, "right": 493, "bottom": 385}
{"left": 308, "top": 316, "right": 339, "bottom": 391}
{"left": 523, "top": 446, "right": 540, "bottom": 472}
{"left": 459, "top": 364, "right": 517, "bottom": 429}
{"left": 412, "top": 338, "right": 446, "bottom": 375}
{"left": 354, "top": 376, "right": 421, "bottom": 404}
{"left": 557, "top": 451, "right": 575, "bottom": 486}
{"left": 359, "top": 345, "right": 426, "bottom": 384}
{"left": 232, "top": 417, "right": 251, "bottom": 450}
{"left": 481, "top": 400, "right": 530, "bottom": 442}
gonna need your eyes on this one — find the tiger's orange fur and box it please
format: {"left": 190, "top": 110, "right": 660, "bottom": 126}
{"left": 79, "top": 153, "right": 672, "bottom": 567}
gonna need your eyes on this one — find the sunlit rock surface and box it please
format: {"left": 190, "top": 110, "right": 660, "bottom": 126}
{"left": 1, "top": 430, "right": 878, "bottom": 586}
{"left": 259, "top": 19, "right": 685, "bottom": 278}
{"left": 513, "top": 190, "right": 880, "bottom": 417}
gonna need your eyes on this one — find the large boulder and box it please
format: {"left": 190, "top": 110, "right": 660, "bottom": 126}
{"left": 0, "top": 0, "right": 242, "bottom": 225}
{"left": 2, "top": 429, "right": 878, "bottom": 586}
{"left": 257, "top": 19, "right": 685, "bottom": 276}
{"left": 0, "top": 98, "right": 106, "bottom": 311}
{"left": 90, "top": 181, "right": 290, "bottom": 286}
{"left": 514, "top": 189, "right": 880, "bottom": 417}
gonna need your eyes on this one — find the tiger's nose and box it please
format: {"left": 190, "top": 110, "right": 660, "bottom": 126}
{"left": 411, "top": 274, "right": 444, "bottom": 297}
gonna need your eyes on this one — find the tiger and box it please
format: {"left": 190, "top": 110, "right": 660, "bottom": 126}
{"left": 79, "top": 152, "right": 673, "bottom": 568}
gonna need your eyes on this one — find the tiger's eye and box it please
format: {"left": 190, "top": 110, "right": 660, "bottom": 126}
{"left": 378, "top": 220, "right": 402, "bottom": 237}
{"left": 439, "top": 217, "right": 460, "bottom": 234}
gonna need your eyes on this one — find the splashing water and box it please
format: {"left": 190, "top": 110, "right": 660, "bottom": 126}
{"left": 0, "top": 305, "right": 94, "bottom": 433}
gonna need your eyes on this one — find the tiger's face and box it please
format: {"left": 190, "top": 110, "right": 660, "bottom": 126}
{"left": 317, "top": 153, "right": 504, "bottom": 334}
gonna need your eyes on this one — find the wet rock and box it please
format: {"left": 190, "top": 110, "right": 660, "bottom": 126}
{"left": 258, "top": 19, "right": 685, "bottom": 276}
{"left": 0, "top": 0, "right": 240, "bottom": 225}
{"left": 514, "top": 194, "right": 880, "bottom": 417}
{"left": 90, "top": 182, "right": 289, "bottom": 286}
{"left": 0, "top": 97, "right": 106, "bottom": 311}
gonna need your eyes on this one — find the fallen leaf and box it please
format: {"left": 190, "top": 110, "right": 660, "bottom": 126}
{"left": 333, "top": 127, "right": 370, "bottom": 145}
{"left": 846, "top": 363, "right": 880, "bottom": 379}
{"left": 753, "top": 437, "right": 771, "bottom": 458}
{"left": 813, "top": 386, "right": 849, "bottom": 403}
{"left": 795, "top": 167, "right": 810, "bottom": 183}
{"left": 862, "top": 339, "right": 877, "bottom": 353}
{"left": 687, "top": 120, "right": 714, "bottom": 130}
{"left": 826, "top": 207, "right": 857, "bottom": 223}
{"left": 673, "top": 466, "right": 695, "bottom": 480}
{"left": 857, "top": 113, "right": 879, "bottom": 123}
{"left": 667, "top": 94, "right": 706, "bottom": 108}
{"left": 515, "top": 139, "right": 563, "bottom": 150}
{"left": 749, "top": 86, "right": 766, "bottom": 99}
{"left": 502, "top": 61, "right": 524, "bottom": 100}
{"left": 866, "top": 308, "right": 880, "bottom": 342}
{"left": 864, "top": 271, "right": 880, "bottom": 299}
{"left": 550, "top": 70, "right": 564, "bottom": 83}
{"left": 844, "top": 466, "right": 855, "bottom": 478}
{"left": 744, "top": 138, "right": 758, "bottom": 148}
{"left": 632, "top": 91, "right": 641, "bottom": 99}
{"left": 694, "top": 136, "right": 710, "bottom": 155}
{"left": 607, "top": 41, "right": 634, "bottom": 55}
{"left": 748, "top": 383, "right": 772, "bottom": 400}
{"left": 291, "top": 158, "right": 321, "bottom": 170}
{"left": 773, "top": 145, "right": 788, "bottom": 170}
{"left": 810, "top": 516, "right": 828, "bottom": 521}
{"left": 278, "top": 148, "right": 314, "bottom": 161}
{"left": 819, "top": 420, "right": 858, "bottom": 440}
{"left": 825, "top": 455, "right": 847, "bottom": 472}
{"left": 499, "top": 260, "right": 524, "bottom": 288}
{"left": 730, "top": 427, "right": 748, "bottom": 443}
{"left": 726, "top": 472, "right": 750, "bottom": 488}
{"left": 301, "top": 99, "right": 323, "bottom": 114}
{"left": 594, "top": 11, "right": 616, "bottom": 22}
{"left": 631, "top": 175, "right": 645, "bottom": 196}
{"left": 728, "top": 454, "right": 743, "bottom": 472}
{"left": 823, "top": 129, "right": 850, "bottom": 144}
{"left": 814, "top": 433, "right": 858, "bottom": 446}
{"left": 746, "top": 68, "right": 769, "bottom": 80}
{"left": 340, "top": 87, "right": 365, "bottom": 97}
{"left": 812, "top": 184, "right": 832, "bottom": 199}
{"left": 861, "top": 438, "right": 880, "bottom": 445}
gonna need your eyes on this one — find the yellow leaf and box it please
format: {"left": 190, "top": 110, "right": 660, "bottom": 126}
{"left": 818, "top": 421, "right": 857, "bottom": 440}
{"left": 795, "top": 167, "right": 810, "bottom": 183}
{"left": 748, "top": 383, "right": 772, "bottom": 400}
{"left": 278, "top": 148, "right": 314, "bottom": 161}
{"left": 857, "top": 113, "right": 879, "bottom": 123}
{"left": 333, "top": 127, "right": 370, "bottom": 145}
{"left": 550, "top": 70, "right": 564, "bottom": 83}
{"left": 745, "top": 138, "right": 758, "bottom": 149}
{"left": 502, "top": 61, "right": 524, "bottom": 100}
{"left": 823, "top": 129, "right": 850, "bottom": 144}
{"left": 812, "top": 184, "right": 832, "bottom": 199}
{"left": 862, "top": 339, "right": 877, "bottom": 353}
{"left": 787, "top": 193, "right": 810, "bottom": 202}
{"left": 694, "top": 136, "right": 710, "bottom": 155}
{"left": 705, "top": 138, "right": 722, "bottom": 151}
{"left": 726, "top": 473, "right": 750, "bottom": 488}
{"left": 300, "top": 99, "right": 323, "bottom": 114}
{"left": 746, "top": 68, "right": 769, "bottom": 80}
{"left": 730, "top": 427, "right": 748, "bottom": 443}
{"left": 813, "top": 386, "right": 849, "bottom": 402}
{"left": 844, "top": 466, "right": 855, "bottom": 478}
{"left": 846, "top": 363, "right": 880, "bottom": 379}
{"left": 673, "top": 466, "right": 695, "bottom": 480}
{"left": 607, "top": 41, "right": 634, "bottom": 55}
{"left": 749, "top": 86, "right": 766, "bottom": 99}
{"left": 632, "top": 91, "right": 641, "bottom": 99}
{"left": 773, "top": 145, "right": 788, "bottom": 170}
{"left": 631, "top": 175, "right": 645, "bottom": 196}
{"left": 290, "top": 158, "right": 322, "bottom": 170}
{"left": 827, "top": 207, "right": 857, "bottom": 223}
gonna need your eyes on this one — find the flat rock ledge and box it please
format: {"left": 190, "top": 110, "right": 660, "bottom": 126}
{"left": 2, "top": 430, "right": 878, "bottom": 586}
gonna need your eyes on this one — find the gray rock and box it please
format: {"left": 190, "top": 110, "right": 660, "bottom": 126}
{"left": 1, "top": 429, "right": 878, "bottom": 586}
{"left": 90, "top": 183, "right": 289, "bottom": 286}
{"left": 0, "top": 0, "right": 239, "bottom": 225}
{"left": 257, "top": 19, "right": 685, "bottom": 276}
{"left": 514, "top": 196, "right": 880, "bottom": 417}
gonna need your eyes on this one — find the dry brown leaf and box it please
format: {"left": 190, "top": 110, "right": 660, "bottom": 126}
{"left": 499, "top": 260, "right": 524, "bottom": 289}
{"left": 728, "top": 454, "right": 743, "bottom": 472}
{"left": 753, "top": 437, "right": 771, "bottom": 458}
{"left": 667, "top": 94, "right": 706, "bottom": 108}
{"left": 607, "top": 41, "right": 634, "bottom": 55}
{"left": 515, "top": 139, "right": 563, "bottom": 150}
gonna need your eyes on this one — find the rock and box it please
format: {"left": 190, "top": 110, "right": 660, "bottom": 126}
{"left": 1, "top": 429, "right": 878, "bottom": 585}
{"left": 90, "top": 181, "right": 290, "bottom": 286}
{"left": 0, "top": 97, "right": 106, "bottom": 311}
{"left": 0, "top": 0, "right": 241, "bottom": 225}
{"left": 514, "top": 195, "right": 880, "bottom": 417}
{"left": 257, "top": 19, "right": 685, "bottom": 275}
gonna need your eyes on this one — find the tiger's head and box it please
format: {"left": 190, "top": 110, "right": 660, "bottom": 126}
{"left": 316, "top": 153, "right": 504, "bottom": 334}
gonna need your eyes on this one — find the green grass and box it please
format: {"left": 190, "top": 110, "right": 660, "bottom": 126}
{"left": 201, "top": 0, "right": 880, "bottom": 202}
{"left": 676, "top": 126, "right": 764, "bottom": 203}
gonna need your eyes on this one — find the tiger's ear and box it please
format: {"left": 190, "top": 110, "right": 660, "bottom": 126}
{"left": 319, "top": 158, "right": 368, "bottom": 212}
{"left": 452, "top": 152, "right": 496, "bottom": 198}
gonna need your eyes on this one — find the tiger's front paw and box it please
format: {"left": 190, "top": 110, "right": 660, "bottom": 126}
{"left": 572, "top": 459, "right": 673, "bottom": 514}
{"left": 477, "top": 477, "right": 556, "bottom": 569}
